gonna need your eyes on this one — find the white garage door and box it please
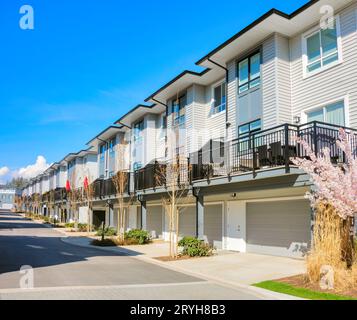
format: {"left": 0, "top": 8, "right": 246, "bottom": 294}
{"left": 179, "top": 206, "right": 196, "bottom": 237}
{"left": 147, "top": 206, "right": 163, "bottom": 238}
{"left": 247, "top": 199, "right": 311, "bottom": 258}
{"left": 204, "top": 204, "right": 223, "bottom": 249}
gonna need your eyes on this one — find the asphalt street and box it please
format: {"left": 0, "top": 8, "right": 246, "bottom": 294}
{"left": 0, "top": 210, "right": 263, "bottom": 300}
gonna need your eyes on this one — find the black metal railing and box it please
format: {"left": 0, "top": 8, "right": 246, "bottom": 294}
{"left": 91, "top": 171, "right": 130, "bottom": 198}
{"left": 190, "top": 121, "right": 357, "bottom": 182}
{"left": 54, "top": 188, "right": 67, "bottom": 201}
{"left": 134, "top": 158, "right": 190, "bottom": 191}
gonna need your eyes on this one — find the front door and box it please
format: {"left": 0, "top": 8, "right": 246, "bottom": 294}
{"left": 226, "top": 201, "right": 246, "bottom": 252}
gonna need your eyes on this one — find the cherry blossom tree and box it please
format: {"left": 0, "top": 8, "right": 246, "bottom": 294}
{"left": 291, "top": 128, "right": 356, "bottom": 220}
{"left": 291, "top": 128, "right": 356, "bottom": 268}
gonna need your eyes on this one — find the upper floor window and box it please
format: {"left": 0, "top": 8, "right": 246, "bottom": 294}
{"left": 306, "top": 101, "right": 345, "bottom": 126}
{"left": 213, "top": 82, "right": 226, "bottom": 115}
{"left": 109, "top": 137, "right": 116, "bottom": 153}
{"left": 172, "top": 95, "right": 186, "bottom": 127}
{"left": 303, "top": 17, "right": 341, "bottom": 76}
{"left": 238, "top": 119, "right": 262, "bottom": 138}
{"left": 134, "top": 120, "right": 144, "bottom": 143}
{"left": 238, "top": 52, "right": 261, "bottom": 94}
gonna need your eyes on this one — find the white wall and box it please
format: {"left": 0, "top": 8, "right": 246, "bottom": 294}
{"left": 290, "top": 3, "right": 357, "bottom": 128}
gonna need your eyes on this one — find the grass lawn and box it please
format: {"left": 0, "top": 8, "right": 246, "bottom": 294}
{"left": 253, "top": 281, "right": 357, "bottom": 300}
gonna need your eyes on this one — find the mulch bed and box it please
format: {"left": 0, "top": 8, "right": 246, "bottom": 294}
{"left": 277, "top": 274, "right": 357, "bottom": 299}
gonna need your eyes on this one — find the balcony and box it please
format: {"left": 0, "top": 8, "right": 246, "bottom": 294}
{"left": 92, "top": 172, "right": 130, "bottom": 199}
{"left": 190, "top": 121, "right": 357, "bottom": 182}
{"left": 134, "top": 158, "right": 190, "bottom": 191}
{"left": 54, "top": 188, "right": 67, "bottom": 201}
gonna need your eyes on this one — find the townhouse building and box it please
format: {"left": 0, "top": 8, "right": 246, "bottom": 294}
{"left": 0, "top": 187, "right": 16, "bottom": 210}
{"left": 22, "top": 0, "right": 357, "bottom": 258}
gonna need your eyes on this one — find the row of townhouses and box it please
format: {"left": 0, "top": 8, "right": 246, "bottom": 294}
{"left": 21, "top": 0, "right": 357, "bottom": 258}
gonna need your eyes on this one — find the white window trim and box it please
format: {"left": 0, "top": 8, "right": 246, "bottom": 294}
{"left": 301, "top": 14, "right": 343, "bottom": 79}
{"left": 300, "top": 95, "right": 350, "bottom": 127}
{"left": 210, "top": 78, "right": 227, "bottom": 118}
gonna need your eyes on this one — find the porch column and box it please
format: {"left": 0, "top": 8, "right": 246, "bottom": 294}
{"left": 196, "top": 195, "right": 204, "bottom": 239}
{"left": 140, "top": 201, "right": 147, "bottom": 230}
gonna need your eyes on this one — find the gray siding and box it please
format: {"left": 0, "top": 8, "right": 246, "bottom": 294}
{"left": 227, "top": 60, "right": 237, "bottom": 140}
{"left": 290, "top": 3, "right": 357, "bottom": 128}
{"left": 262, "top": 35, "right": 277, "bottom": 129}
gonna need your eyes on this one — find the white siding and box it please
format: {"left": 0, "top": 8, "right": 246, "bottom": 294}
{"left": 290, "top": 3, "right": 357, "bottom": 128}
{"left": 262, "top": 35, "right": 278, "bottom": 129}
{"left": 276, "top": 34, "right": 292, "bottom": 124}
{"left": 227, "top": 60, "right": 237, "bottom": 140}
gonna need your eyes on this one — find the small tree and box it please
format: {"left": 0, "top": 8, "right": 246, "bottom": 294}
{"left": 67, "top": 170, "right": 81, "bottom": 229}
{"left": 83, "top": 176, "right": 95, "bottom": 234}
{"left": 156, "top": 156, "right": 191, "bottom": 258}
{"left": 112, "top": 142, "right": 131, "bottom": 243}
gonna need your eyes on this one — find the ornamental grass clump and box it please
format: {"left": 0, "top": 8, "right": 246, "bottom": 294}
{"left": 292, "top": 128, "right": 357, "bottom": 292}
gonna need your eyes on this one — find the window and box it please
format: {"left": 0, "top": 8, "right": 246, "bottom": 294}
{"left": 306, "top": 101, "right": 345, "bottom": 126}
{"left": 213, "top": 82, "right": 226, "bottom": 115}
{"left": 108, "top": 137, "right": 116, "bottom": 177}
{"left": 238, "top": 119, "right": 262, "bottom": 137}
{"left": 134, "top": 120, "right": 144, "bottom": 143}
{"left": 99, "top": 144, "right": 106, "bottom": 179}
{"left": 304, "top": 18, "right": 340, "bottom": 75}
{"left": 133, "top": 162, "right": 142, "bottom": 171}
{"left": 238, "top": 52, "right": 261, "bottom": 94}
{"left": 172, "top": 95, "right": 186, "bottom": 126}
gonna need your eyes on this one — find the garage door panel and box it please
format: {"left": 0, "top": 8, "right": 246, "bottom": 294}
{"left": 179, "top": 206, "right": 196, "bottom": 237}
{"left": 247, "top": 200, "right": 311, "bottom": 257}
{"left": 147, "top": 206, "right": 163, "bottom": 238}
{"left": 204, "top": 204, "right": 223, "bottom": 249}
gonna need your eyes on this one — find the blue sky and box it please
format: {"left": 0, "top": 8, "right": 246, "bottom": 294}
{"left": 0, "top": 0, "right": 308, "bottom": 182}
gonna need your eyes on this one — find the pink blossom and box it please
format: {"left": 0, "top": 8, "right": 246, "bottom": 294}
{"left": 291, "top": 128, "right": 357, "bottom": 220}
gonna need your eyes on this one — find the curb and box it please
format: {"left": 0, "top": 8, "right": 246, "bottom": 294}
{"left": 60, "top": 237, "right": 304, "bottom": 301}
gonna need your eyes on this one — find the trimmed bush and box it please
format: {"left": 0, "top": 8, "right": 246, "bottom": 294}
{"left": 178, "top": 237, "right": 214, "bottom": 257}
{"left": 96, "top": 227, "right": 117, "bottom": 237}
{"left": 125, "top": 229, "right": 151, "bottom": 245}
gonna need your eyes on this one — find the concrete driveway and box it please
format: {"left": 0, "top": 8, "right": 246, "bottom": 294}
{"left": 65, "top": 237, "right": 305, "bottom": 286}
{"left": 166, "top": 251, "right": 305, "bottom": 286}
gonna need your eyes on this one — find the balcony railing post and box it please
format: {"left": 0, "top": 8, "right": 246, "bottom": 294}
{"left": 313, "top": 121, "right": 319, "bottom": 157}
{"left": 284, "top": 124, "right": 290, "bottom": 174}
{"left": 251, "top": 133, "right": 256, "bottom": 178}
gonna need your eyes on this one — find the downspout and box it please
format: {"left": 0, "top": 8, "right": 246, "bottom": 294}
{"left": 207, "top": 58, "right": 230, "bottom": 130}
{"left": 207, "top": 58, "right": 231, "bottom": 180}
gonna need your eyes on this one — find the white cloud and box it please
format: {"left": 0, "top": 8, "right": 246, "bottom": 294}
{"left": 0, "top": 166, "right": 10, "bottom": 177}
{"left": 13, "top": 156, "right": 50, "bottom": 179}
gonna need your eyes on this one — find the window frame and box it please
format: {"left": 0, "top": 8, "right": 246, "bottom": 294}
{"left": 133, "top": 120, "right": 144, "bottom": 143}
{"left": 237, "top": 51, "right": 261, "bottom": 95}
{"left": 302, "top": 97, "right": 349, "bottom": 127}
{"left": 171, "top": 94, "right": 187, "bottom": 127}
{"left": 238, "top": 119, "right": 262, "bottom": 138}
{"left": 212, "top": 80, "right": 227, "bottom": 116}
{"left": 302, "top": 15, "right": 343, "bottom": 78}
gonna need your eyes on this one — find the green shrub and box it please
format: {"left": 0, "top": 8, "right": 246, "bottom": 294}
{"left": 96, "top": 227, "right": 117, "bottom": 237}
{"left": 77, "top": 223, "right": 88, "bottom": 232}
{"left": 64, "top": 223, "right": 88, "bottom": 232}
{"left": 65, "top": 222, "right": 75, "bottom": 229}
{"left": 178, "top": 237, "right": 214, "bottom": 257}
{"left": 125, "top": 229, "right": 151, "bottom": 245}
